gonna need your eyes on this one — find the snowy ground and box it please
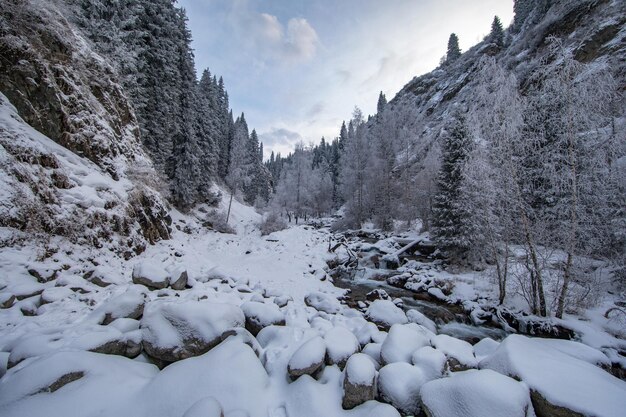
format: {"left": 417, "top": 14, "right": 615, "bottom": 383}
{"left": 0, "top": 197, "right": 625, "bottom": 417}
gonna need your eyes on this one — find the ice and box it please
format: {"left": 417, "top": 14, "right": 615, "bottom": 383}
{"left": 480, "top": 334, "right": 626, "bottom": 417}
{"left": 420, "top": 369, "right": 534, "bottom": 417}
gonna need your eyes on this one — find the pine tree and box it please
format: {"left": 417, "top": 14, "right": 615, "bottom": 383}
{"left": 446, "top": 33, "right": 461, "bottom": 64}
{"left": 432, "top": 113, "right": 474, "bottom": 260}
{"left": 490, "top": 16, "right": 505, "bottom": 47}
{"left": 377, "top": 91, "right": 387, "bottom": 114}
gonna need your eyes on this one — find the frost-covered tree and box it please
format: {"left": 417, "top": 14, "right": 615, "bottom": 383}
{"left": 431, "top": 113, "right": 474, "bottom": 260}
{"left": 489, "top": 16, "right": 505, "bottom": 47}
{"left": 446, "top": 33, "right": 461, "bottom": 64}
{"left": 377, "top": 91, "right": 387, "bottom": 114}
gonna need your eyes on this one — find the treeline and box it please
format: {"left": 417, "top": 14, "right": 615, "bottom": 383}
{"left": 70, "top": 0, "right": 271, "bottom": 210}
{"left": 267, "top": 8, "right": 625, "bottom": 316}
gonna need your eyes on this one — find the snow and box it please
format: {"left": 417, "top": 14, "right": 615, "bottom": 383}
{"left": 324, "top": 326, "right": 360, "bottom": 366}
{"left": 305, "top": 292, "right": 343, "bottom": 314}
{"left": 182, "top": 397, "right": 223, "bottom": 417}
{"left": 473, "top": 337, "right": 500, "bottom": 361}
{"left": 141, "top": 300, "right": 245, "bottom": 352}
{"left": 377, "top": 362, "right": 427, "bottom": 415}
{"left": 480, "top": 334, "right": 626, "bottom": 417}
{"left": 420, "top": 369, "right": 534, "bottom": 417}
{"left": 133, "top": 262, "right": 170, "bottom": 288}
{"left": 411, "top": 346, "right": 447, "bottom": 380}
{"left": 380, "top": 324, "right": 431, "bottom": 365}
{"left": 240, "top": 301, "right": 285, "bottom": 328}
{"left": 287, "top": 335, "right": 326, "bottom": 374}
{"left": 365, "top": 300, "right": 407, "bottom": 329}
{"left": 431, "top": 334, "right": 478, "bottom": 368}
{"left": 344, "top": 353, "right": 376, "bottom": 385}
{"left": 406, "top": 309, "right": 437, "bottom": 333}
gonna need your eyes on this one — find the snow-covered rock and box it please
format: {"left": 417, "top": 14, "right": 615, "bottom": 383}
{"left": 420, "top": 369, "right": 534, "bottom": 417}
{"left": 93, "top": 288, "right": 146, "bottom": 325}
{"left": 406, "top": 309, "right": 437, "bottom": 333}
{"left": 342, "top": 353, "right": 377, "bottom": 409}
{"left": 377, "top": 362, "right": 427, "bottom": 415}
{"left": 432, "top": 333, "right": 478, "bottom": 370}
{"left": 287, "top": 336, "right": 326, "bottom": 379}
{"left": 183, "top": 397, "right": 224, "bottom": 417}
{"left": 480, "top": 334, "right": 626, "bottom": 417}
{"left": 362, "top": 343, "right": 383, "bottom": 367}
{"left": 169, "top": 268, "right": 189, "bottom": 291}
{"left": 132, "top": 262, "right": 170, "bottom": 290}
{"left": 141, "top": 300, "right": 245, "bottom": 364}
{"left": 324, "top": 326, "right": 360, "bottom": 368}
{"left": 380, "top": 324, "right": 430, "bottom": 365}
{"left": 240, "top": 301, "right": 285, "bottom": 336}
{"left": 473, "top": 337, "right": 500, "bottom": 361}
{"left": 304, "top": 292, "right": 343, "bottom": 314}
{"left": 365, "top": 300, "right": 408, "bottom": 330}
{"left": 411, "top": 346, "right": 447, "bottom": 380}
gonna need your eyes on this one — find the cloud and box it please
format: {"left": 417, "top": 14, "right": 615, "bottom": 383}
{"left": 306, "top": 101, "right": 325, "bottom": 118}
{"left": 258, "top": 127, "right": 303, "bottom": 147}
{"left": 227, "top": 2, "right": 319, "bottom": 65}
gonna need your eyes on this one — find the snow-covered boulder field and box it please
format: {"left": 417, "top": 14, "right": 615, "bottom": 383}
{"left": 1, "top": 217, "right": 625, "bottom": 417}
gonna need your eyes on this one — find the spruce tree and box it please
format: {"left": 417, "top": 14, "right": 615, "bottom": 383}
{"left": 446, "top": 33, "right": 461, "bottom": 64}
{"left": 490, "top": 16, "right": 505, "bottom": 47}
{"left": 377, "top": 91, "right": 387, "bottom": 114}
{"left": 432, "top": 113, "right": 474, "bottom": 260}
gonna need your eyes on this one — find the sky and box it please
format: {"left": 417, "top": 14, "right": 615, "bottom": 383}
{"left": 178, "top": 0, "right": 514, "bottom": 158}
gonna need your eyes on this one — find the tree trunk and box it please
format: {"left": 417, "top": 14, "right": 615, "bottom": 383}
{"left": 226, "top": 191, "right": 234, "bottom": 223}
{"left": 556, "top": 251, "right": 573, "bottom": 318}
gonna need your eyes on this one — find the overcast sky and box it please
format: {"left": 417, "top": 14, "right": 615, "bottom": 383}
{"left": 179, "top": 0, "right": 514, "bottom": 158}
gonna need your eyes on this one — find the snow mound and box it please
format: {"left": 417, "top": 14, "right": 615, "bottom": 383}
{"left": 287, "top": 335, "right": 326, "bottom": 379}
{"left": 240, "top": 301, "right": 285, "bottom": 336}
{"left": 432, "top": 333, "right": 478, "bottom": 369}
{"left": 365, "top": 300, "right": 408, "bottom": 330}
{"left": 305, "top": 292, "right": 343, "bottom": 314}
{"left": 324, "top": 326, "right": 360, "bottom": 367}
{"left": 420, "top": 369, "right": 534, "bottom": 417}
{"left": 411, "top": 346, "right": 447, "bottom": 380}
{"left": 480, "top": 334, "right": 626, "bottom": 417}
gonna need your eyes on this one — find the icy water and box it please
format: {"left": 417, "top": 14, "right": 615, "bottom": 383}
{"left": 335, "top": 272, "right": 507, "bottom": 343}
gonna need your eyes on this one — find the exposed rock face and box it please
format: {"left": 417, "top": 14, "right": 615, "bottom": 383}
{"left": 0, "top": 0, "right": 170, "bottom": 252}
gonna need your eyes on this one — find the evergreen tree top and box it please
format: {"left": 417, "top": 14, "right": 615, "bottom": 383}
{"left": 446, "top": 33, "right": 461, "bottom": 63}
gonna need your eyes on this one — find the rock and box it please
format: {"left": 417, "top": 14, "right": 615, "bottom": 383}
{"left": 432, "top": 334, "right": 478, "bottom": 370}
{"left": 480, "top": 334, "right": 626, "bottom": 417}
{"left": 0, "top": 293, "right": 15, "bottom": 309}
{"left": 273, "top": 295, "right": 291, "bottom": 308}
{"left": 90, "top": 331, "right": 142, "bottom": 359}
{"left": 324, "top": 326, "right": 360, "bottom": 368}
{"left": 240, "top": 302, "right": 285, "bottom": 336}
{"left": 37, "top": 371, "right": 85, "bottom": 394}
{"left": 183, "top": 397, "right": 224, "bottom": 417}
{"left": 378, "top": 362, "right": 427, "bottom": 416}
{"left": 380, "top": 323, "right": 431, "bottom": 365}
{"left": 97, "top": 289, "right": 146, "bottom": 325}
{"left": 27, "top": 267, "right": 57, "bottom": 283}
{"left": 473, "top": 337, "right": 500, "bottom": 361}
{"left": 304, "top": 292, "right": 343, "bottom": 314}
{"left": 287, "top": 336, "right": 326, "bottom": 379}
{"left": 362, "top": 342, "right": 383, "bottom": 366}
{"left": 85, "top": 268, "right": 117, "bottom": 288}
{"left": 366, "top": 289, "right": 390, "bottom": 301}
{"left": 141, "top": 301, "right": 245, "bottom": 364}
{"left": 342, "top": 353, "right": 377, "bottom": 409}
{"left": 170, "top": 268, "right": 188, "bottom": 290}
{"left": 420, "top": 369, "right": 534, "bottom": 417}
{"left": 132, "top": 262, "right": 169, "bottom": 290}
{"left": 406, "top": 309, "right": 437, "bottom": 333}
{"left": 411, "top": 346, "right": 447, "bottom": 380}
{"left": 365, "top": 300, "right": 408, "bottom": 330}
{"left": 40, "top": 287, "right": 73, "bottom": 305}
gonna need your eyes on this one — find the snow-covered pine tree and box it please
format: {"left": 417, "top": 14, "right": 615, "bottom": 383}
{"left": 377, "top": 91, "right": 387, "bottom": 114}
{"left": 489, "top": 16, "right": 504, "bottom": 47}
{"left": 446, "top": 33, "right": 461, "bottom": 64}
{"left": 431, "top": 112, "right": 474, "bottom": 261}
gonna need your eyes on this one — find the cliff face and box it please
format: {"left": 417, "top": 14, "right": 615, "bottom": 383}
{"left": 0, "top": 0, "right": 171, "bottom": 255}
{"left": 382, "top": 0, "right": 625, "bottom": 171}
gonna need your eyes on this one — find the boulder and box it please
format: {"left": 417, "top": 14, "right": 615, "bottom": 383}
{"left": 432, "top": 334, "right": 478, "bottom": 370}
{"left": 420, "top": 369, "right": 534, "bottom": 417}
{"left": 97, "top": 289, "right": 146, "bottom": 325}
{"left": 132, "top": 262, "right": 169, "bottom": 290}
{"left": 0, "top": 293, "right": 15, "bottom": 309}
{"left": 85, "top": 268, "right": 118, "bottom": 288}
{"left": 141, "top": 301, "right": 245, "bottom": 364}
{"left": 365, "top": 300, "right": 408, "bottom": 330}
{"left": 412, "top": 346, "right": 447, "bottom": 380}
{"left": 240, "top": 301, "right": 285, "bottom": 336}
{"left": 342, "top": 353, "right": 377, "bottom": 409}
{"left": 304, "top": 292, "right": 343, "bottom": 314}
{"left": 378, "top": 362, "right": 427, "bottom": 416}
{"left": 366, "top": 289, "right": 390, "bottom": 301}
{"left": 287, "top": 336, "right": 326, "bottom": 379}
{"left": 380, "top": 324, "right": 431, "bottom": 365}
{"left": 324, "top": 326, "right": 360, "bottom": 368}
{"left": 480, "top": 334, "right": 626, "bottom": 417}
{"left": 170, "top": 268, "right": 188, "bottom": 291}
